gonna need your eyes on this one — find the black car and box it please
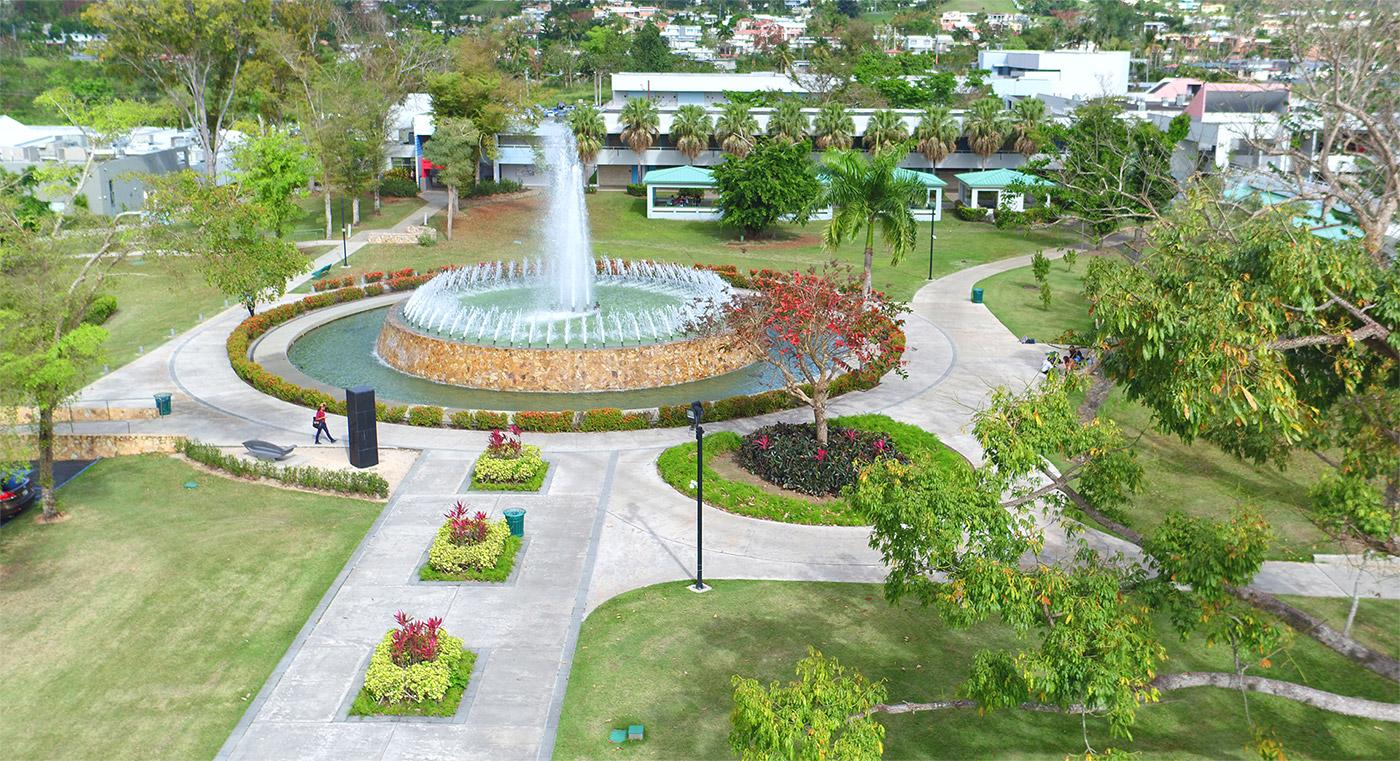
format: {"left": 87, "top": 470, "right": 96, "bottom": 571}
{"left": 1, "top": 468, "right": 40, "bottom": 520}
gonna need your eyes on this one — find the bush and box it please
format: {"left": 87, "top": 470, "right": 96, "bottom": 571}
{"left": 473, "top": 444, "right": 545, "bottom": 484}
{"left": 379, "top": 175, "right": 420, "bottom": 198}
{"left": 364, "top": 283, "right": 385, "bottom": 297}
{"left": 417, "top": 233, "right": 436, "bottom": 247}
{"left": 82, "top": 294, "right": 118, "bottom": 325}
{"left": 954, "top": 203, "right": 990, "bottom": 222}
{"left": 178, "top": 439, "right": 389, "bottom": 497}
{"left": 362, "top": 628, "right": 465, "bottom": 704}
{"left": 579, "top": 408, "right": 623, "bottom": 432}
{"left": 428, "top": 518, "right": 509, "bottom": 573}
{"left": 448, "top": 410, "right": 510, "bottom": 430}
{"left": 463, "top": 178, "right": 523, "bottom": 198}
{"left": 364, "top": 271, "right": 385, "bottom": 283}
{"left": 514, "top": 410, "right": 574, "bottom": 432}
{"left": 733, "top": 422, "right": 905, "bottom": 497}
{"left": 993, "top": 205, "right": 1027, "bottom": 229}
{"left": 625, "top": 183, "right": 646, "bottom": 197}
{"left": 407, "top": 405, "right": 444, "bottom": 427}
{"left": 377, "top": 404, "right": 408, "bottom": 423}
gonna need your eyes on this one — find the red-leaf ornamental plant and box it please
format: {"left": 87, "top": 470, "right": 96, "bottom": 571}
{"left": 486, "top": 425, "right": 524, "bottom": 460}
{"left": 444, "top": 501, "right": 490, "bottom": 546}
{"left": 389, "top": 611, "right": 442, "bottom": 666}
{"left": 710, "top": 263, "right": 907, "bottom": 445}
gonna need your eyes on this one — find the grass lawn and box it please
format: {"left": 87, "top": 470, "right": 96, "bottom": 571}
{"left": 0, "top": 455, "right": 382, "bottom": 761}
{"left": 343, "top": 192, "right": 1078, "bottom": 303}
{"left": 1276, "top": 596, "right": 1400, "bottom": 661}
{"left": 975, "top": 260, "right": 1340, "bottom": 560}
{"left": 95, "top": 258, "right": 229, "bottom": 370}
{"left": 555, "top": 581, "right": 1400, "bottom": 761}
{"left": 285, "top": 192, "right": 424, "bottom": 242}
{"left": 656, "top": 414, "right": 968, "bottom": 526}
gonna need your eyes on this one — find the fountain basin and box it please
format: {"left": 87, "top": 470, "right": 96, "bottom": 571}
{"left": 377, "top": 305, "right": 756, "bottom": 392}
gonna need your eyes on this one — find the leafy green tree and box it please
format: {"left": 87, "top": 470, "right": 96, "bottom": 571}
{"left": 913, "top": 105, "right": 958, "bottom": 166}
{"left": 963, "top": 97, "right": 1009, "bottom": 168}
{"left": 85, "top": 0, "right": 272, "bottom": 181}
{"left": 730, "top": 648, "right": 887, "bottom": 761}
{"left": 713, "top": 140, "right": 822, "bottom": 238}
{"left": 715, "top": 102, "right": 758, "bottom": 158}
{"left": 1031, "top": 250, "right": 1051, "bottom": 309}
{"left": 766, "top": 99, "right": 809, "bottom": 144}
{"left": 820, "top": 149, "right": 923, "bottom": 297}
{"left": 812, "top": 102, "right": 854, "bottom": 151}
{"left": 862, "top": 110, "right": 908, "bottom": 156}
{"left": 629, "top": 22, "right": 674, "bottom": 71}
{"left": 619, "top": 97, "right": 659, "bottom": 180}
{"left": 231, "top": 128, "right": 316, "bottom": 237}
{"left": 670, "top": 104, "right": 713, "bottom": 164}
{"left": 422, "top": 117, "right": 482, "bottom": 241}
{"left": 1009, "top": 97, "right": 1047, "bottom": 157}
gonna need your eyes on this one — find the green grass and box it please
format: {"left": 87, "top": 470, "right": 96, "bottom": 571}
{"left": 555, "top": 581, "right": 1400, "bottom": 761}
{"left": 0, "top": 455, "right": 382, "bottom": 761}
{"left": 976, "top": 260, "right": 1340, "bottom": 560}
{"left": 419, "top": 535, "right": 523, "bottom": 582}
{"left": 285, "top": 193, "right": 425, "bottom": 242}
{"left": 344, "top": 192, "right": 1078, "bottom": 303}
{"left": 348, "top": 648, "right": 478, "bottom": 717}
{"left": 470, "top": 460, "right": 549, "bottom": 492}
{"left": 656, "top": 414, "right": 967, "bottom": 526}
{"left": 1276, "top": 596, "right": 1400, "bottom": 661}
{"left": 94, "top": 258, "right": 229, "bottom": 370}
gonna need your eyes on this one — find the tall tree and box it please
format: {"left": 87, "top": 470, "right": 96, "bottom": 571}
{"left": 813, "top": 101, "right": 855, "bottom": 150}
{"left": 1009, "top": 97, "right": 1047, "bottom": 157}
{"left": 712, "top": 140, "right": 822, "bottom": 239}
{"left": 422, "top": 117, "right": 482, "bottom": 241}
{"left": 820, "top": 149, "right": 923, "bottom": 297}
{"left": 85, "top": 0, "right": 272, "bottom": 181}
{"left": 670, "top": 104, "right": 713, "bottom": 164}
{"left": 963, "top": 97, "right": 1009, "bottom": 168}
{"left": 619, "top": 97, "right": 659, "bottom": 181}
{"left": 767, "top": 99, "right": 810, "bottom": 145}
{"left": 863, "top": 109, "right": 909, "bottom": 156}
{"left": 568, "top": 104, "right": 605, "bottom": 181}
{"left": 715, "top": 101, "right": 758, "bottom": 158}
{"left": 629, "top": 22, "right": 674, "bottom": 71}
{"left": 913, "top": 104, "right": 958, "bottom": 166}
{"left": 230, "top": 128, "right": 316, "bottom": 238}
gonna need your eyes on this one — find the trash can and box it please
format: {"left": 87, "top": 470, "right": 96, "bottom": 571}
{"left": 153, "top": 392, "right": 173, "bottom": 416}
{"left": 503, "top": 508, "right": 526, "bottom": 538}
{"left": 971, "top": 287, "right": 984, "bottom": 304}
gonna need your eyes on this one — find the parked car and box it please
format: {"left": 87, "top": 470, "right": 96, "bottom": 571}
{"left": 1, "top": 468, "right": 40, "bottom": 520}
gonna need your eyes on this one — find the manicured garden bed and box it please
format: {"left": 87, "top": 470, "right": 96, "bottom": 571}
{"left": 348, "top": 613, "right": 476, "bottom": 718}
{"left": 349, "top": 648, "right": 477, "bottom": 717}
{"left": 0, "top": 455, "right": 382, "bottom": 760}
{"left": 656, "top": 414, "right": 966, "bottom": 526}
{"left": 469, "top": 428, "right": 548, "bottom": 491}
{"left": 554, "top": 580, "right": 1400, "bottom": 761}
{"left": 420, "top": 501, "right": 520, "bottom": 583}
{"left": 420, "top": 535, "right": 523, "bottom": 582}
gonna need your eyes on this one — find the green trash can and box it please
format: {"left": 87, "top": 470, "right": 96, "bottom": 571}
{"left": 503, "top": 508, "right": 526, "bottom": 537}
{"left": 153, "top": 392, "right": 172, "bottom": 416}
{"left": 971, "top": 287, "right": 984, "bottom": 304}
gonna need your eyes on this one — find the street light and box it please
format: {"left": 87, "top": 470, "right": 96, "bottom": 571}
{"left": 687, "top": 400, "right": 710, "bottom": 593}
{"left": 339, "top": 196, "right": 349, "bottom": 268}
{"left": 927, "top": 193, "right": 937, "bottom": 280}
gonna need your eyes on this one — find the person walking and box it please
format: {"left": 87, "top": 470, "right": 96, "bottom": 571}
{"left": 313, "top": 403, "right": 336, "bottom": 444}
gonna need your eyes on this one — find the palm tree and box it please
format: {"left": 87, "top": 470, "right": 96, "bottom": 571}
{"left": 863, "top": 109, "right": 909, "bottom": 156}
{"left": 1010, "top": 97, "right": 1047, "bottom": 157}
{"left": 619, "top": 97, "right": 659, "bottom": 180}
{"left": 820, "top": 148, "right": 924, "bottom": 298}
{"left": 767, "top": 99, "right": 809, "bottom": 144}
{"left": 715, "top": 101, "right": 758, "bottom": 158}
{"left": 964, "top": 97, "right": 1010, "bottom": 168}
{"left": 568, "top": 104, "right": 605, "bottom": 181}
{"left": 812, "top": 101, "right": 854, "bottom": 150}
{"left": 669, "top": 104, "right": 712, "bottom": 164}
{"left": 914, "top": 105, "right": 959, "bottom": 166}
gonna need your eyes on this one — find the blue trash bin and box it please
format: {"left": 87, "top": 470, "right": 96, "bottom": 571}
{"left": 503, "top": 508, "right": 526, "bottom": 537}
{"left": 153, "top": 393, "right": 172, "bottom": 416}
{"left": 971, "top": 287, "right": 984, "bottom": 304}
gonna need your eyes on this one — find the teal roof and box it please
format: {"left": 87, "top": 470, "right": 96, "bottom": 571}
{"left": 894, "top": 168, "right": 947, "bottom": 187}
{"left": 642, "top": 165, "right": 715, "bottom": 186}
{"left": 954, "top": 168, "right": 1055, "bottom": 189}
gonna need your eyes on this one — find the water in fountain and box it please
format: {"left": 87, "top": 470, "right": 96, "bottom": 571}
{"left": 539, "top": 122, "right": 595, "bottom": 313}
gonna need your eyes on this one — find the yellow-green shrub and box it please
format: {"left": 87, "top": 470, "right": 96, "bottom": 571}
{"left": 427, "top": 519, "right": 508, "bottom": 573}
{"left": 362, "top": 630, "right": 464, "bottom": 704}
{"left": 472, "top": 445, "right": 545, "bottom": 483}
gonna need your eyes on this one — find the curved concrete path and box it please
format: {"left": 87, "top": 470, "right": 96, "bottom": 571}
{"left": 63, "top": 246, "right": 1399, "bottom": 761}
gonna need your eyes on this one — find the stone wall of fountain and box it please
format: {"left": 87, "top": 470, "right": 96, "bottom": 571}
{"left": 377, "top": 308, "right": 756, "bottom": 392}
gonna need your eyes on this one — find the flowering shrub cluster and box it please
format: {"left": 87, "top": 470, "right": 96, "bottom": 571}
{"left": 363, "top": 612, "right": 465, "bottom": 704}
{"left": 513, "top": 410, "right": 574, "bottom": 433}
{"left": 390, "top": 267, "right": 416, "bottom": 279}
{"left": 389, "top": 611, "right": 442, "bottom": 666}
{"left": 735, "top": 422, "right": 905, "bottom": 496}
{"left": 487, "top": 425, "right": 524, "bottom": 459}
{"left": 475, "top": 446, "right": 545, "bottom": 484}
{"left": 445, "top": 502, "right": 490, "bottom": 545}
{"left": 364, "top": 271, "right": 385, "bottom": 283}
{"left": 312, "top": 275, "right": 355, "bottom": 292}
{"left": 428, "top": 513, "right": 509, "bottom": 572}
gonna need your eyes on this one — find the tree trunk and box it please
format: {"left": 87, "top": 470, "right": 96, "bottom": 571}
{"left": 37, "top": 405, "right": 57, "bottom": 521}
{"left": 1345, "top": 553, "right": 1368, "bottom": 639}
{"left": 374, "top": 184, "right": 382, "bottom": 213}
{"left": 324, "top": 188, "right": 333, "bottom": 240}
{"left": 813, "top": 384, "right": 829, "bottom": 445}
{"left": 446, "top": 186, "right": 456, "bottom": 240}
{"left": 352, "top": 197, "right": 361, "bottom": 226}
{"left": 861, "top": 222, "right": 875, "bottom": 299}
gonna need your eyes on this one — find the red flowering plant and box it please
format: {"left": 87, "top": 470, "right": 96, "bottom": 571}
{"left": 707, "top": 263, "right": 907, "bottom": 445}
{"left": 486, "top": 425, "right": 524, "bottom": 460}
{"left": 389, "top": 611, "right": 442, "bottom": 666}
{"left": 444, "top": 501, "right": 490, "bottom": 545}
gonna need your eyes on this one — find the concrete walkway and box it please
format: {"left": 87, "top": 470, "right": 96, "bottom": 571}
{"left": 61, "top": 240, "right": 1398, "bottom": 760}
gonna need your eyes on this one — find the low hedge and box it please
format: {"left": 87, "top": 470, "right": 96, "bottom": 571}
{"left": 471, "top": 445, "right": 546, "bottom": 487}
{"left": 428, "top": 519, "right": 510, "bottom": 574}
{"left": 407, "top": 405, "right": 444, "bottom": 427}
{"left": 83, "top": 294, "right": 118, "bottom": 325}
{"left": 226, "top": 262, "right": 903, "bottom": 433}
{"left": 420, "top": 534, "right": 523, "bottom": 582}
{"left": 178, "top": 439, "right": 390, "bottom": 498}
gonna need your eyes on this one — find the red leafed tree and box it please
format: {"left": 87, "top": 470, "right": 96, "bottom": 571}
{"left": 720, "top": 265, "right": 906, "bottom": 445}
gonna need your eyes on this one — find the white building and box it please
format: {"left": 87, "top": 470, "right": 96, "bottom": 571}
{"left": 608, "top": 72, "right": 807, "bottom": 107}
{"left": 978, "top": 49, "right": 1132, "bottom": 100}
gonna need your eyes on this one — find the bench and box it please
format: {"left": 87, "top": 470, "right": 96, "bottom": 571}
{"left": 309, "top": 264, "right": 332, "bottom": 280}
{"left": 242, "top": 440, "right": 296, "bottom": 461}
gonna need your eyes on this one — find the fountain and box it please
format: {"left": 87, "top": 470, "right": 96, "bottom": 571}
{"left": 375, "top": 122, "right": 752, "bottom": 393}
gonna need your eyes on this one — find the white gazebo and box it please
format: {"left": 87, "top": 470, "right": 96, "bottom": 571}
{"left": 954, "top": 168, "right": 1055, "bottom": 212}
{"left": 895, "top": 167, "right": 946, "bottom": 221}
{"left": 641, "top": 165, "right": 721, "bottom": 220}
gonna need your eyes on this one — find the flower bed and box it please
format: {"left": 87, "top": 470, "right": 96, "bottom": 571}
{"left": 177, "top": 440, "right": 389, "bottom": 498}
{"left": 470, "top": 427, "right": 548, "bottom": 491}
{"left": 420, "top": 534, "right": 523, "bottom": 583}
{"left": 349, "top": 612, "right": 475, "bottom": 717}
{"left": 225, "top": 262, "right": 903, "bottom": 432}
{"left": 734, "top": 422, "right": 905, "bottom": 497}
{"left": 427, "top": 502, "right": 511, "bottom": 574}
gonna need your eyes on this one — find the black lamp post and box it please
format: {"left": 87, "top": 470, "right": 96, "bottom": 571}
{"left": 687, "top": 400, "right": 709, "bottom": 593}
{"left": 339, "top": 196, "right": 349, "bottom": 268}
{"left": 927, "top": 193, "right": 937, "bottom": 280}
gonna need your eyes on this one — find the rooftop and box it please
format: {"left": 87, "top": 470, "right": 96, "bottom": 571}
{"left": 954, "top": 168, "right": 1054, "bottom": 188}
{"left": 610, "top": 71, "right": 807, "bottom": 94}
